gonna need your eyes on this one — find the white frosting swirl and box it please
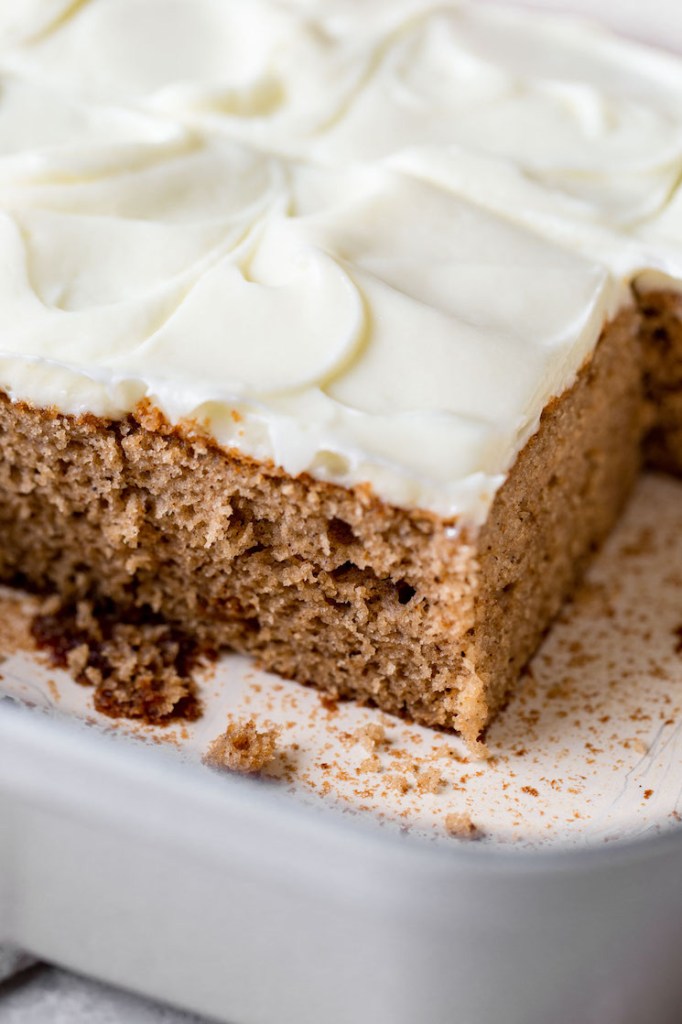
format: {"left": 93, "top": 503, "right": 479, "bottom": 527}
{"left": 0, "top": 0, "right": 680, "bottom": 523}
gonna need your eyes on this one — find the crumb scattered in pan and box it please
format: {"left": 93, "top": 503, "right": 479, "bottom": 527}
{"left": 416, "top": 766, "right": 446, "bottom": 794}
{"left": 431, "top": 742, "right": 467, "bottom": 764}
{"left": 444, "top": 812, "right": 481, "bottom": 840}
{"left": 354, "top": 722, "right": 388, "bottom": 752}
{"left": 0, "top": 593, "right": 36, "bottom": 657}
{"left": 46, "top": 678, "right": 60, "bottom": 702}
{"left": 626, "top": 737, "right": 649, "bottom": 755}
{"left": 319, "top": 694, "right": 339, "bottom": 715}
{"left": 385, "top": 772, "right": 411, "bottom": 794}
{"left": 358, "top": 754, "right": 382, "bottom": 774}
{"left": 66, "top": 643, "right": 90, "bottom": 678}
{"left": 203, "top": 717, "right": 280, "bottom": 774}
{"left": 469, "top": 738, "right": 490, "bottom": 762}
{"left": 31, "top": 597, "right": 206, "bottom": 723}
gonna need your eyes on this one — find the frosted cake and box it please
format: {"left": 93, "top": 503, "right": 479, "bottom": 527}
{"left": 0, "top": 0, "right": 681, "bottom": 748}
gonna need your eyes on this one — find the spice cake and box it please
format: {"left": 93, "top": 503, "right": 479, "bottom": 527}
{"left": 0, "top": 0, "right": 681, "bottom": 747}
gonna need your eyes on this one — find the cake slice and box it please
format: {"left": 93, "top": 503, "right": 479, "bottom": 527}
{"left": 1, "top": 307, "right": 641, "bottom": 748}
{"left": 0, "top": 152, "right": 640, "bottom": 746}
{"left": 0, "top": 0, "right": 678, "bottom": 748}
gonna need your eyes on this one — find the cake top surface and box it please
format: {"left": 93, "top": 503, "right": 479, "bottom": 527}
{"left": 1, "top": 0, "right": 681, "bottom": 522}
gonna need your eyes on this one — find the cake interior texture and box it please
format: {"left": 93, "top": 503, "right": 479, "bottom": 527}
{"left": 639, "top": 290, "right": 682, "bottom": 475}
{"left": 0, "top": 302, "right": 669, "bottom": 746}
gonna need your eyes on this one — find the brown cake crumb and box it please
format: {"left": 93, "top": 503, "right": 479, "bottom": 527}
{"left": 385, "top": 772, "right": 411, "bottom": 794}
{"left": 432, "top": 742, "right": 467, "bottom": 763}
{"left": 444, "top": 812, "right": 481, "bottom": 839}
{"left": 203, "top": 717, "right": 279, "bottom": 774}
{"left": 0, "top": 592, "right": 36, "bottom": 657}
{"left": 319, "top": 694, "right": 339, "bottom": 714}
{"left": 416, "top": 766, "right": 446, "bottom": 794}
{"left": 630, "top": 737, "right": 649, "bottom": 755}
{"left": 31, "top": 598, "right": 204, "bottom": 723}
{"left": 358, "top": 754, "right": 382, "bottom": 774}
{"left": 354, "top": 723, "right": 388, "bottom": 753}
{"left": 66, "top": 643, "right": 90, "bottom": 678}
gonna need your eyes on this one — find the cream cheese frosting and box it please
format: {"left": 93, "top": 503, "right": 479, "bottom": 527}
{"left": 0, "top": 0, "right": 681, "bottom": 523}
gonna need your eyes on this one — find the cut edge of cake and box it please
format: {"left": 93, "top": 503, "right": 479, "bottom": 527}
{"left": 0, "top": 304, "right": 649, "bottom": 750}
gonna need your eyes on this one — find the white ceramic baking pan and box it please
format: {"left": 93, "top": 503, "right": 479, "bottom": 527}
{"left": 3, "top": 700, "right": 682, "bottom": 1024}
{"left": 3, "top": 3, "right": 682, "bottom": 1020}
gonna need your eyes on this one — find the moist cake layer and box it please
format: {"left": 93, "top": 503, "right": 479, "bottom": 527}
{"left": 638, "top": 289, "right": 682, "bottom": 475}
{"left": 0, "top": 310, "right": 641, "bottom": 743}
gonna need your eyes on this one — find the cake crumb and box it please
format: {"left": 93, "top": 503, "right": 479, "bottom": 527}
{"left": 203, "top": 718, "right": 280, "bottom": 774}
{"left": 385, "top": 772, "right": 411, "bottom": 794}
{"left": 469, "top": 738, "right": 490, "bottom": 762}
{"left": 444, "top": 812, "right": 481, "bottom": 840}
{"left": 416, "top": 766, "right": 446, "bottom": 794}
{"left": 39, "top": 594, "right": 61, "bottom": 617}
{"left": 65, "top": 643, "right": 90, "bottom": 678}
{"left": 432, "top": 742, "right": 467, "bottom": 763}
{"left": 0, "top": 593, "right": 37, "bottom": 657}
{"left": 31, "top": 597, "right": 204, "bottom": 723}
{"left": 358, "top": 754, "right": 382, "bottom": 774}
{"left": 354, "top": 723, "right": 388, "bottom": 753}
